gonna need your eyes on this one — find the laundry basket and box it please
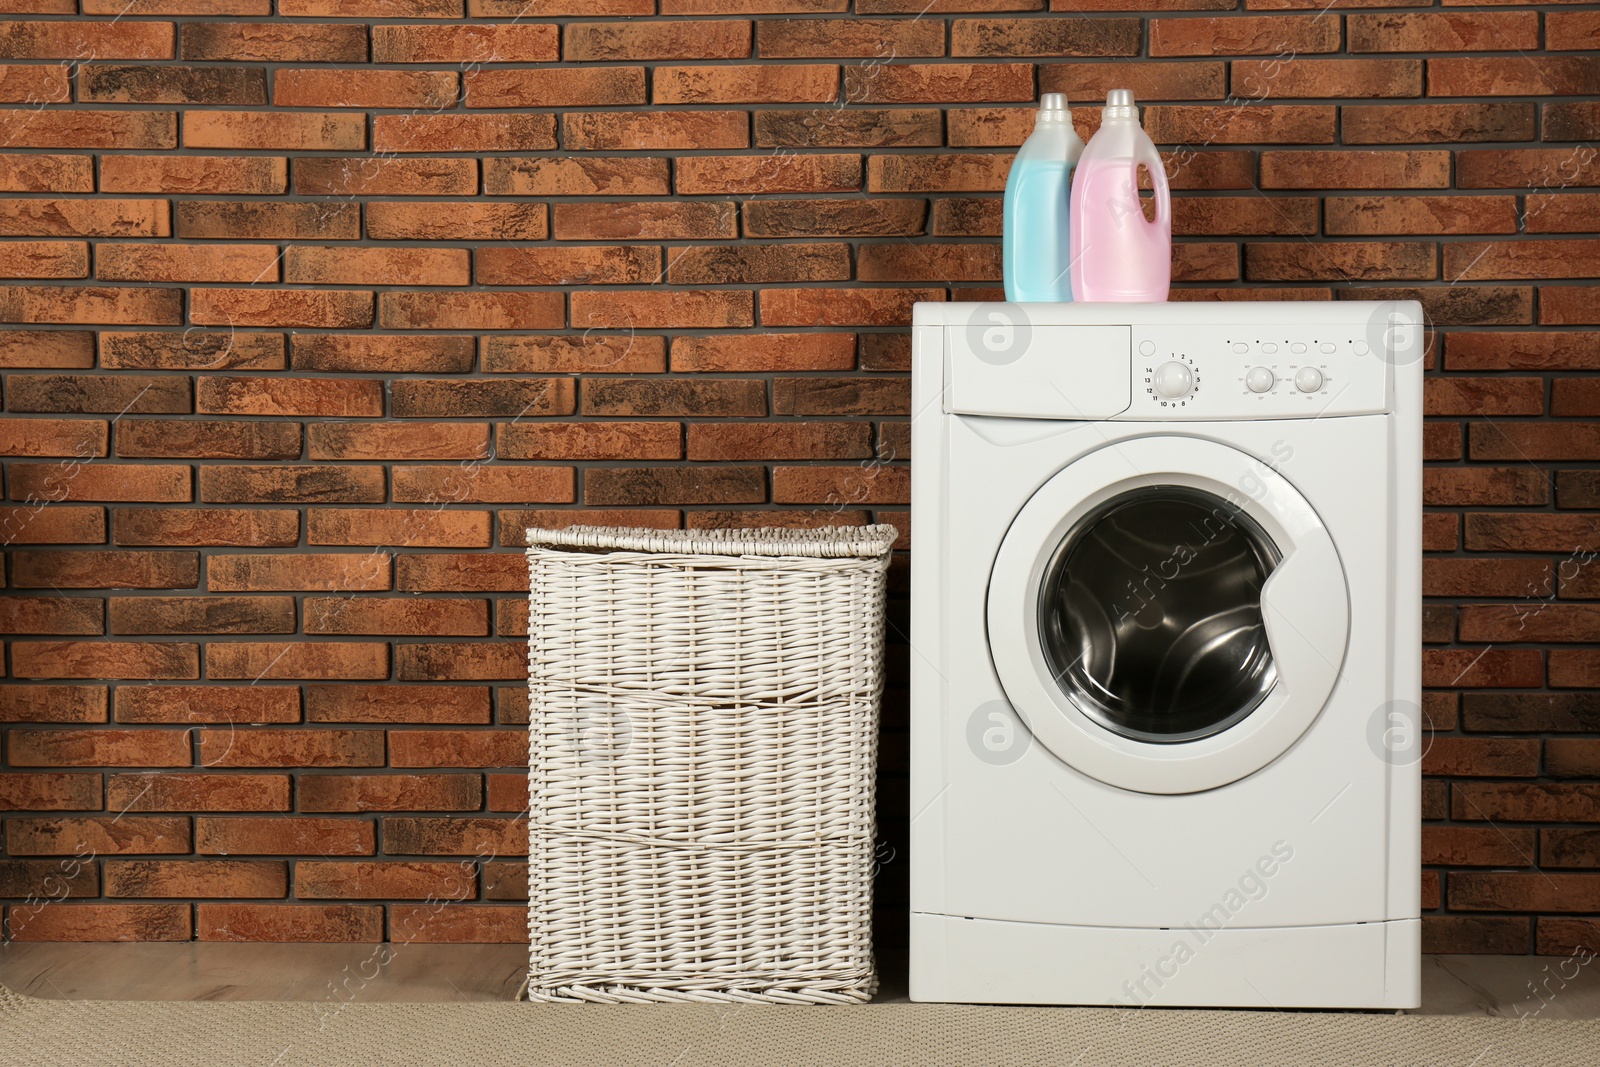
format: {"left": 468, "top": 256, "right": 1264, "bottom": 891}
{"left": 524, "top": 524, "right": 899, "bottom": 1004}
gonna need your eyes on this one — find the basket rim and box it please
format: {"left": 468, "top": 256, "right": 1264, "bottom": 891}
{"left": 525, "top": 524, "right": 900, "bottom": 558}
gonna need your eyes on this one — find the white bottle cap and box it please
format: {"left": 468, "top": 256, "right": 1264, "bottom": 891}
{"left": 1103, "top": 88, "right": 1138, "bottom": 121}
{"left": 1040, "top": 92, "right": 1068, "bottom": 111}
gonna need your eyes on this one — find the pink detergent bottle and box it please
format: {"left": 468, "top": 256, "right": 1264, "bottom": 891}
{"left": 1068, "top": 89, "right": 1172, "bottom": 302}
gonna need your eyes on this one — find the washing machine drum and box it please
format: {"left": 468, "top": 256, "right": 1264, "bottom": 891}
{"left": 987, "top": 437, "right": 1351, "bottom": 795}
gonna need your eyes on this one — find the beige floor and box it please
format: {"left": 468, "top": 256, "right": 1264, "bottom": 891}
{"left": 3, "top": 943, "right": 1599, "bottom": 1018}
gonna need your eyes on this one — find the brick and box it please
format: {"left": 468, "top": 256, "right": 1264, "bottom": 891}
{"left": 205, "top": 642, "right": 389, "bottom": 681}
{"left": 1425, "top": 377, "right": 1544, "bottom": 417}
{"left": 1548, "top": 744, "right": 1600, "bottom": 781}
{"left": 1164, "top": 151, "right": 1258, "bottom": 191}
{"left": 762, "top": 287, "right": 945, "bottom": 327}
{"left": 1465, "top": 514, "right": 1600, "bottom": 553}
{"left": 305, "top": 685, "right": 490, "bottom": 724}
{"left": 1170, "top": 198, "right": 1318, "bottom": 237}
{"left": 1452, "top": 874, "right": 1600, "bottom": 914}
{"left": 373, "top": 23, "right": 557, "bottom": 62}
{"left": 846, "top": 62, "right": 1033, "bottom": 104}
{"left": 1233, "top": 58, "right": 1421, "bottom": 98}
{"left": 276, "top": 0, "right": 459, "bottom": 12}
{"left": 0, "top": 771, "right": 99, "bottom": 810}
{"left": 0, "top": 155, "right": 93, "bottom": 193}
{"left": 285, "top": 247, "right": 468, "bottom": 288}
{"left": 372, "top": 113, "right": 555, "bottom": 153}
{"left": 83, "top": 0, "right": 269, "bottom": 9}
{"left": 774, "top": 377, "right": 909, "bottom": 416}
{"left": 207, "top": 552, "right": 391, "bottom": 592}
{"left": 390, "top": 378, "right": 574, "bottom": 419}
{"left": 8, "top": 816, "right": 188, "bottom": 856}
{"left": 0, "top": 20, "right": 172, "bottom": 58}
{"left": 757, "top": 18, "right": 943, "bottom": 57}
{"left": 484, "top": 158, "right": 665, "bottom": 199}
{"left": 7, "top": 728, "right": 187, "bottom": 767}
{"left": 96, "top": 243, "right": 281, "bottom": 284}
{"left": 0, "top": 110, "right": 175, "bottom": 150}
{"left": 655, "top": 64, "right": 836, "bottom": 104}
{"left": 108, "top": 595, "right": 292, "bottom": 636}
{"left": 106, "top": 859, "right": 285, "bottom": 898}
{"left": 1261, "top": 151, "right": 1449, "bottom": 189}
{"left": 291, "top": 333, "right": 475, "bottom": 373}
{"left": 12, "top": 547, "right": 196, "bottom": 589}
{"left": 581, "top": 378, "right": 765, "bottom": 418}
{"left": 1423, "top": 736, "right": 1540, "bottom": 777}
{"left": 12, "top": 641, "right": 198, "bottom": 680}
{"left": 867, "top": 153, "right": 1010, "bottom": 194}
{"left": 120, "top": 414, "right": 301, "bottom": 463}
{"left": 109, "top": 772, "right": 287, "bottom": 811}
{"left": 565, "top": 20, "right": 750, "bottom": 61}
{"left": 483, "top": 860, "right": 526, "bottom": 898}
{"left": 181, "top": 21, "right": 367, "bottom": 62}
{"left": 308, "top": 511, "right": 490, "bottom": 551}
{"left": 745, "top": 198, "right": 927, "bottom": 238}
{"left": 564, "top": 110, "right": 748, "bottom": 151}
{"left": 668, "top": 242, "right": 851, "bottom": 285}
{"left": 1144, "top": 105, "right": 1335, "bottom": 145}
{"left": 183, "top": 111, "right": 365, "bottom": 151}
{"left": 389, "top": 727, "right": 525, "bottom": 765}
{"left": 672, "top": 332, "right": 855, "bottom": 372}
{"left": 1040, "top": 63, "right": 1225, "bottom": 107}
{"left": 773, "top": 465, "right": 908, "bottom": 505}
{"left": 932, "top": 198, "right": 1002, "bottom": 236}
{"left": 102, "top": 332, "right": 286, "bottom": 371}
{"left": 1526, "top": 194, "right": 1600, "bottom": 236}
{"left": 0, "top": 858, "right": 97, "bottom": 900}
{"left": 1431, "top": 57, "right": 1600, "bottom": 98}
{"left": 391, "top": 468, "right": 574, "bottom": 506}
{"left": 197, "top": 727, "right": 382, "bottom": 768}
{"left": 275, "top": 67, "right": 458, "bottom": 109}
{"left": 0, "top": 595, "right": 102, "bottom": 635}
{"left": 0, "top": 61, "right": 66, "bottom": 103}
{"left": 80, "top": 64, "right": 264, "bottom": 105}
{"left": 950, "top": 18, "right": 1136, "bottom": 57}
{"left": 115, "top": 508, "right": 299, "bottom": 548}
{"left": 0, "top": 685, "right": 105, "bottom": 723}
{"left": 1353, "top": 286, "right": 1531, "bottom": 327}
{"left": 1343, "top": 103, "right": 1535, "bottom": 145}
{"left": 1423, "top": 917, "right": 1528, "bottom": 955}
{"left": 486, "top": 775, "right": 527, "bottom": 814}
{"left": 1544, "top": 288, "right": 1600, "bottom": 327}
{"left": 1349, "top": 12, "right": 1537, "bottom": 52}
{"left": 1459, "top": 150, "right": 1600, "bottom": 192}
{"left": 1426, "top": 467, "right": 1547, "bottom": 507}
{"left": 688, "top": 423, "right": 872, "bottom": 461}
{"left": 6, "top": 904, "right": 189, "bottom": 942}
{"left": 1325, "top": 196, "right": 1516, "bottom": 237}
{"left": 1422, "top": 649, "right": 1542, "bottom": 688}
{"left": 1554, "top": 651, "right": 1600, "bottom": 689}
{"left": 754, "top": 108, "right": 941, "bottom": 148}
{"left": 498, "top": 422, "right": 681, "bottom": 461}
{"left": 552, "top": 202, "right": 733, "bottom": 242}
{"left": 1149, "top": 15, "right": 1338, "bottom": 55}
{"left": 177, "top": 200, "right": 359, "bottom": 241}
{"left": 1446, "top": 331, "right": 1600, "bottom": 370}
{"left": 293, "top": 157, "right": 475, "bottom": 198}
{"left": 1424, "top": 826, "right": 1535, "bottom": 867}
{"left": 197, "top": 903, "right": 380, "bottom": 942}
{"left": 465, "top": 68, "right": 645, "bottom": 109}
{"left": 382, "top": 817, "right": 522, "bottom": 861}
{"left": 1537, "top": 918, "right": 1600, "bottom": 957}
{"left": 1548, "top": 11, "right": 1600, "bottom": 51}
{"left": 0, "top": 286, "right": 183, "bottom": 326}
{"left": 380, "top": 292, "right": 564, "bottom": 331}
{"left": 190, "top": 289, "right": 373, "bottom": 330}
{"left": 296, "top": 861, "right": 472, "bottom": 901}
{"left": 1471, "top": 424, "right": 1600, "bottom": 462}
{"left": 115, "top": 685, "right": 300, "bottom": 724}
{"left": 1241, "top": 243, "right": 1433, "bottom": 283}
{"left": 0, "top": 505, "right": 106, "bottom": 545}
{"left": 196, "top": 376, "right": 381, "bottom": 418}
{"left": 307, "top": 424, "right": 488, "bottom": 463}
{"left": 0, "top": 240, "right": 84, "bottom": 278}
{"left": 483, "top": 335, "right": 664, "bottom": 375}
{"left": 0, "top": 416, "right": 104, "bottom": 458}
{"left": 587, "top": 466, "right": 765, "bottom": 507}
{"left": 856, "top": 243, "right": 999, "bottom": 284}
{"left": 674, "top": 154, "right": 858, "bottom": 198}
{"left": 1558, "top": 471, "right": 1600, "bottom": 507}
{"left": 389, "top": 905, "right": 523, "bottom": 943}
{"left": 196, "top": 463, "right": 384, "bottom": 508}
{"left": 197, "top": 817, "right": 372, "bottom": 857}
{"left": 1549, "top": 101, "right": 1600, "bottom": 142}
{"left": 299, "top": 773, "right": 480, "bottom": 812}
{"left": 1554, "top": 379, "right": 1600, "bottom": 416}
{"left": 572, "top": 290, "right": 752, "bottom": 330}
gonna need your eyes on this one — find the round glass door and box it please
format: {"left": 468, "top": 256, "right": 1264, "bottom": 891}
{"left": 1037, "top": 486, "right": 1281, "bottom": 744}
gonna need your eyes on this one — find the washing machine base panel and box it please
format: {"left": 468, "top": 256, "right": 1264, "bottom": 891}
{"left": 909, "top": 912, "right": 1421, "bottom": 1009}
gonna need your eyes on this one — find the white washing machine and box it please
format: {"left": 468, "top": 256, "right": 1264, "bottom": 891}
{"left": 908, "top": 300, "right": 1422, "bottom": 1009}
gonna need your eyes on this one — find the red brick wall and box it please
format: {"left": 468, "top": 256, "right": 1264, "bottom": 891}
{"left": 0, "top": 5, "right": 1596, "bottom": 952}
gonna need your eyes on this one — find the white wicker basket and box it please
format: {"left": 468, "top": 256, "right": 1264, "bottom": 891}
{"left": 525, "top": 524, "right": 899, "bottom": 1005}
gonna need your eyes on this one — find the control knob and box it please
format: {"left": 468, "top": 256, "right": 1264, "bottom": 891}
{"left": 1152, "top": 361, "right": 1194, "bottom": 399}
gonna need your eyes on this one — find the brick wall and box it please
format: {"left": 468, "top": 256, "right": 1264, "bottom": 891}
{"left": 0, "top": 4, "right": 1595, "bottom": 953}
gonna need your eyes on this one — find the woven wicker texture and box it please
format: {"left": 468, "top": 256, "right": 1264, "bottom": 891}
{"left": 525, "top": 525, "right": 899, "bottom": 1004}
{"left": 5, "top": 983, "right": 1600, "bottom": 1067}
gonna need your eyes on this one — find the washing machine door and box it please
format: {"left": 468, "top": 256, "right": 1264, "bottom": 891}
{"left": 986, "top": 436, "right": 1350, "bottom": 794}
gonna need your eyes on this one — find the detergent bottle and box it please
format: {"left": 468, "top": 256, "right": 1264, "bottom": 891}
{"left": 1002, "top": 92, "right": 1083, "bottom": 302}
{"left": 1068, "top": 89, "right": 1172, "bottom": 302}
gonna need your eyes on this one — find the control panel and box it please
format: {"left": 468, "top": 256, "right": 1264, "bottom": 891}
{"left": 1121, "top": 327, "right": 1391, "bottom": 420}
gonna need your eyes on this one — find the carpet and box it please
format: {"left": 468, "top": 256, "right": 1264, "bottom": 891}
{"left": 3, "top": 981, "right": 1597, "bottom": 1066}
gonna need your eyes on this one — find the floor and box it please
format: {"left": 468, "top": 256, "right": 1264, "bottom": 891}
{"left": 3, "top": 944, "right": 1599, "bottom": 1017}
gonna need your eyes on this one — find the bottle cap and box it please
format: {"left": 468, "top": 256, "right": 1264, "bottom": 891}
{"left": 1105, "top": 89, "right": 1134, "bottom": 108}
{"left": 1040, "top": 92, "right": 1068, "bottom": 112}
{"left": 1103, "top": 88, "right": 1138, "bottom": 121}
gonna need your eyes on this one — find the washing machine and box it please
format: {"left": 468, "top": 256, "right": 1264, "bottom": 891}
{"left": 908, "top": 300, "right": 1422, "bottom": 1009}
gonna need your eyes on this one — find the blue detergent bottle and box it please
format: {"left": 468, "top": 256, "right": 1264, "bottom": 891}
{"left": 1002, "top": 92, "right": 1085, "bottom": 303}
